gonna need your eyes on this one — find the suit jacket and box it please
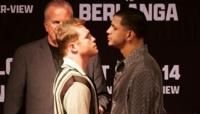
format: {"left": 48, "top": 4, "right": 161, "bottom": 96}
{"left": 111, "top": 45, "right": 165, "bottom": 114}
{"left": 4, "top": 37, "right": 108, "bottom": 114}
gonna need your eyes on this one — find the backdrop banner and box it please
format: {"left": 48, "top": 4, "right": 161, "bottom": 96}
{"left": 0, "top": 0, "right": 200, "bottom": 114}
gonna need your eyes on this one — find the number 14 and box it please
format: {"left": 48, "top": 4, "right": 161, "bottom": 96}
{"left": 162, "top": 65, "right": 181, "bottom": 80}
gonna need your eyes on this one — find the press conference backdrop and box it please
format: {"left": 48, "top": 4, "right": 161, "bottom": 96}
{"left": 0, "top": 0, "right": 199, "bottom": 114}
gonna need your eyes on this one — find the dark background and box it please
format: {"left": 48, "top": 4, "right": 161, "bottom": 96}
{"left": 0, "top": 0, "right": 200, "bottom": 114}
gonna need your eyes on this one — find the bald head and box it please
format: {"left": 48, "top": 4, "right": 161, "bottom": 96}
{"left": 44, "top": 0, "right": 73, "bottom": 21}
{"left": 43, "top": 0, "right": 74, "bottom": 47}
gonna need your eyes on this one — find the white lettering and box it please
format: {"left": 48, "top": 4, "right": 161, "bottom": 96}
{"left": 0, "top": 5, "right": 7, "bottom": 13}
{"left": 129, "top": 3, "right": 179, "bottom": 21}
{"left": 129, "top": 4, "right": 137, "bottom": 9}
{"left": 166, "top": 4, "right": 178, "bottom": 21}
{"left": 154, "top": 4, "right": 165, "bottom": 21}
{"left": 103, "top": 4, "right": 119, "bottom": 21}
{"left": 10, "top": 5, "right": 18, "bottom": 13}
{"left": 80, "top": 3, "right": 179, "bottom": 21}
{"left": 102, "top": 65, "right": 110, "bottom": 80}
{"left": 79, "top": 3, "right": 120, "bottom": 21}
{"left": 107, "top": 86, "right": 112, "bottom": 94}
{"left": 162, "top": 65, "right": 181, "bottom": 80}
{"left": 140, "top": 4, "right": 153, "bottom": 21}
{"left": 0, "top": 71, "right": 5, "bottom": 76}
{"left": 0, "top": 85, "right": 5, "bottom": 102}
{"left": 0, "top": 58, "right": 13, "bottom": 76}
{"left": 10, "top": 5, "right": 33, "bottom": 13}
{"left": 6, "top": 58, "right": 13, "bottom": 75}
{"left": 92, "top": 4, "right": 102, "bottom": 21}
{"left": 79, "top": 4, "right": 91, "bottom": 20}
{"left": 163, "top": 86, "right": 180, "bottom": 94}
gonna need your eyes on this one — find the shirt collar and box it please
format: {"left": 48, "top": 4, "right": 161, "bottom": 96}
{"left": 61, "top": 57, "right": 86, "bottom": 75}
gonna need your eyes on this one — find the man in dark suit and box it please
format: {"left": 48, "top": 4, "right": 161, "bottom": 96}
{"left": 3, "top": 1, "right": 108, "bottom": 114}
